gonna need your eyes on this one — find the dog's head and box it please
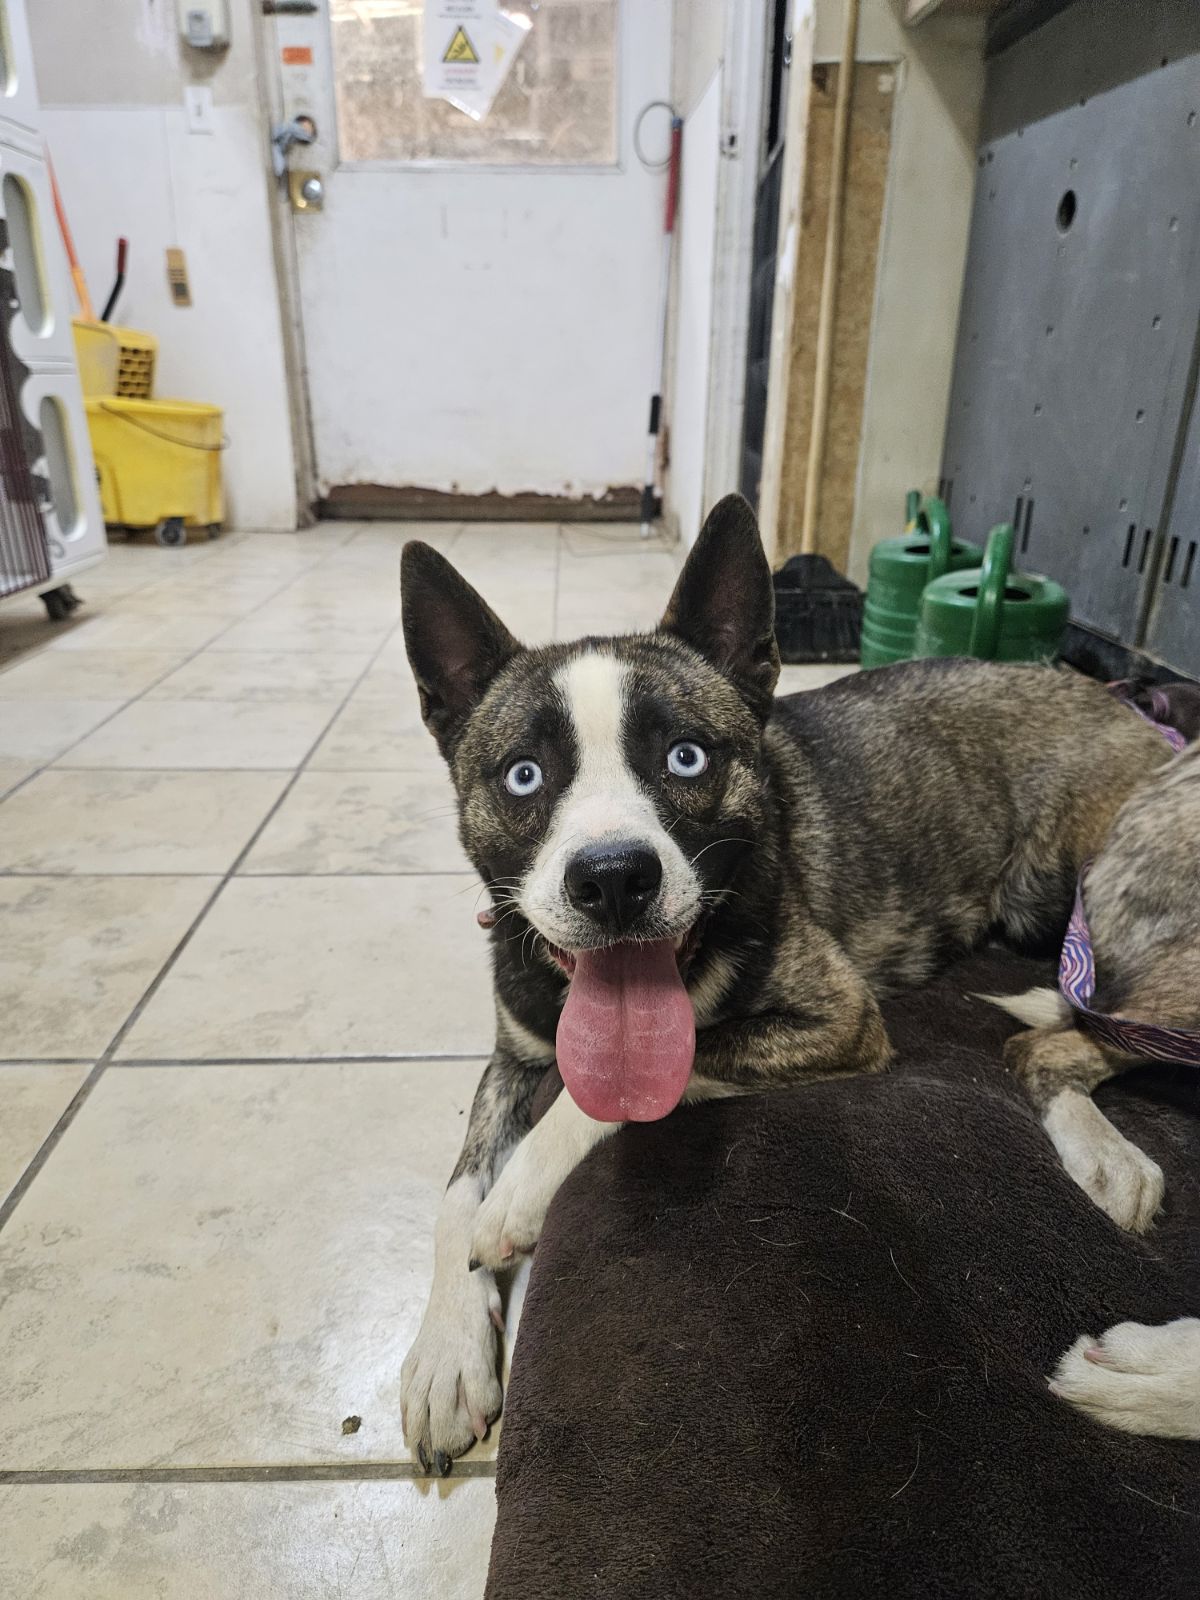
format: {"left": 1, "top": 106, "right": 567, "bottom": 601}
{"left": 401, "top": 495, "right": 779, "bottom": 1119}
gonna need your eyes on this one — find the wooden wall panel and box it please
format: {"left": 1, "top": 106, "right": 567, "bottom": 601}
{"left": 775, "top": 64, "right": 895, "bottom": 569}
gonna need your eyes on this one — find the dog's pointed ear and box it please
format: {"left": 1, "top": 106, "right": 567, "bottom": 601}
{"left": 660, "top": 494, "right": 779, "bottom": 716}
{"left": 401, "top": 542, "right": 521, "bottom": 755}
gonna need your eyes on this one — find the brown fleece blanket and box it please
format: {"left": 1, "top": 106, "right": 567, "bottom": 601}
{"left": 486, "top": 950, "right": 1200, "bottom": 1599}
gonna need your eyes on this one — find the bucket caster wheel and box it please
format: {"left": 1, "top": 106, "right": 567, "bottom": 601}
{"left": 207, "top": 523, "right": 221, "bottom": 541}
{"left": 41, "top": 584, "right": 82, "bottom": 622}
{"left": 155, "top": 517, "right": 187, "bottom": 548}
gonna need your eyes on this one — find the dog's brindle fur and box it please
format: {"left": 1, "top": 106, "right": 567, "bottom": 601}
{"left": 398, "top": 496, "right": 1168, "bottom": 1473}
{"left": 1001, "top": 734, "right": 1200, "bottom": 1236}
{"left": 1007, "top": 732, "right": 1200, "bottom": 1442}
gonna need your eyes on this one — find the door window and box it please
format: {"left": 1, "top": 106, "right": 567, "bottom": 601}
{"left": 329, "top": 0, "right": 619, "bottom": 166}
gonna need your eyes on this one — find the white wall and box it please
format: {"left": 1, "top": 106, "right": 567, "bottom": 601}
{"left": 671, "top": 0, "right": 730, "bottom": 118}
{"left": 669, "top": 67, "right": 723, "bottom": 547}
{"left": 29, "top": 0, "right": 297, "bottom": 531}
{"left": 815, "top": 0, "right": 984, "bottom": 582}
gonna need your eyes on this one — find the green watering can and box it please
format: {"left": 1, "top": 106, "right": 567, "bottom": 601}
{"left": 860, "top": 494, "right": 984, "bottom": 669}
{"left": 914, "top": 522, "right": 1070, "bottom": 663}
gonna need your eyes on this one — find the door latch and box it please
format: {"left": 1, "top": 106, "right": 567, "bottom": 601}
{"left": 270, "top": 115, "right": 315, "bottom": 178}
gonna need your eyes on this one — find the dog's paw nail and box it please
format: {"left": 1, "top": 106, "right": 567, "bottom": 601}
{"left": 1083, "top": 1345, "right": 1109, "bottom": 1365}
{"left": 467, "top": 1256, "right": 482, "bottom": 1273}
{"left": 434, "top": 1451, "right": 452, "bottom": 1476}
{"left": 490, "top": 1306, "right": 505, "bottom": 1332}
{"left": 416, "top": 1442, "right": 431, "bottom": 1474}
{"left": 499, "top": 1239, "right": 515, "bottom": 1262}
{"left": 472, "top": 1412, "right": 488, "bottom": 1441}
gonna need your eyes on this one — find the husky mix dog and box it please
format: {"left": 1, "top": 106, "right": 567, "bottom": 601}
{"left": 995, "top": 737, "right": 1200, "bottom": 1440}
{"left": 397, "top": 495, "right": 1169, "bottom": 1473}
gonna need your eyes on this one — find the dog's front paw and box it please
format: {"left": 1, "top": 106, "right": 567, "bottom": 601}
{"left": 400, "top": 1274, "right": 503, "bottom": 1474}
{"left": 469, "top": 1143, "right": 553, "bottom": 1271}
{"left": 1050, "top": 1319, "right": 1200, "bottom": 1439}
{"left": 1044, "top": 1092, "right": 1165, "bottom": 1232}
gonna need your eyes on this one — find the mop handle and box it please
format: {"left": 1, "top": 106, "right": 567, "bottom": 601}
{"left": 640, "top": 115, "right": 684, "bottom": 534}
{"left": 100, "top": 237, "right": 128, "bottom": 324}
{"left": 46, "top": 151, "right": 95, "bottom": 322}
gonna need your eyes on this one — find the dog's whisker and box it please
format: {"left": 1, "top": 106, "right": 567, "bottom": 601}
{"left": 689, "top": 836, "right": 753, "bottom": 867}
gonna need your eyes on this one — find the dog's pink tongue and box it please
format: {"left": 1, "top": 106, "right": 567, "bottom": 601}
{"left": 556, "top": 938, "right": 695, "bottom": 1123}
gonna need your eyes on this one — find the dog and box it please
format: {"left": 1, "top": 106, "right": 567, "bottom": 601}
{"left": 397, "top": 494, "right": 1169, "bottom": 1473}
{"left": 991, "top": 734, "right": 1200, "bottom": 1440}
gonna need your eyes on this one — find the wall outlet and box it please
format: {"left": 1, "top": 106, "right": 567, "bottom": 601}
{"left": 184, "top": 85, "right": 215, "bottom": 135}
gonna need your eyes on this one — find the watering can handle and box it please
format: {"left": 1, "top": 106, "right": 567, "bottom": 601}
{"left": 968, "top": 523, "right": 1015, "bottom": 659}
{"left": 904, "top": 488, "right": 921, "bottom": 529}
{"left": 921, "top": 497, "right": 953, "bottom": 582}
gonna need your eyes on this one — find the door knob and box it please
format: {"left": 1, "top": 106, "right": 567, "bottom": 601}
{"left": 289, "top": 170, "right": 324, "bottom": 211}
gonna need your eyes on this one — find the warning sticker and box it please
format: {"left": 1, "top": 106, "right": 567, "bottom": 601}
{"left": 443, "top": 26, "right": 478, "bottom": 64}
{"left": 424, "top": 0, "right": 529, "bottom": 121}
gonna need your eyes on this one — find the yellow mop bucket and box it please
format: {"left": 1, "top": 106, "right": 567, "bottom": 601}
{"left": 84, "top": 396, "right": 224, "bottom": 546}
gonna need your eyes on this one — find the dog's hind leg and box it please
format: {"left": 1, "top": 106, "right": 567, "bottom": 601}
{"left": 1004, "top": 1026, "right": 1164, "bottom": 1232}
{"left": 401, "top": 1048, "right": 544, "bottom": 1474}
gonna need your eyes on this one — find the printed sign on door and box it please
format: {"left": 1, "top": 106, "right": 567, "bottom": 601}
{"left": 423, "top": 0, "right": 530, "bottom": 122}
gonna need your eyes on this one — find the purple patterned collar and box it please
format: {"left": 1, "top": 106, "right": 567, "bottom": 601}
{"left": 1058, "top": 876, "right": 1200, "bottom": 1063}
{"left": 1113, "top": 692, "right": 1188, "bottom": 755}
{"left": 1057, "top": 692, "right": 1198, "bottom": 1063}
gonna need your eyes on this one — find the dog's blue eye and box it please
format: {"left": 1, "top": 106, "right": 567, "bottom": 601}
{"left": 505, "top": 760, "right": 543, "bottom": 797}
{"left": 667, "top": 740, "right": 708, "bottom": 778}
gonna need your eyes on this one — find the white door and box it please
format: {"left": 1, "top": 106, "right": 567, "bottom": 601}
{"left": 271, "top": 0, "right": 672, "bottom": 514}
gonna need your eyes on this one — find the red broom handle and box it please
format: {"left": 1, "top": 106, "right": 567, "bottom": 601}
{"left": 664, "top": 117, "right": 683, "bottom": 234}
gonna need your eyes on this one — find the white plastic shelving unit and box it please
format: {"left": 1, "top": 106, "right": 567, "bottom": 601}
{"left": 0, "top": 0, "right": 105, "bottom": 614}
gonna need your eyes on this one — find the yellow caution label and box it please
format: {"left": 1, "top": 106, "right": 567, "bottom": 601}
{"left": 443, "top": 26, "right": 479, "bottom": 64}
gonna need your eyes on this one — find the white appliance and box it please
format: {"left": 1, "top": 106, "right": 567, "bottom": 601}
{"left": 0, "top": 0, "right": 106, "bottom": 621}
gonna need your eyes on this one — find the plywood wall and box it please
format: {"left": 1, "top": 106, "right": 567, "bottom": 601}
{"left": 774, "top": 63, "right": 895, "bottom": 568}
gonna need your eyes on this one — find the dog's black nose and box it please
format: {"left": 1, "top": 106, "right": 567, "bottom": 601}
{"left": 565, "top": 844, "right": 663, "bottom": 931}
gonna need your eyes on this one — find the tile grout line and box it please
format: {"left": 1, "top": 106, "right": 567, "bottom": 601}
{"left": 98, "top": 615, "right": 406, "bottom": 1059}
{"left": 0, "top": 871, "right": 475, "bottom": 879}
{"left": 0, "top": 1059, "right": 93, "bottom": 1067}
{"left": 0, "top": 1062, "right": 107, "bottom": 1234}
{"left": 0, "top": 1461, "right": 497, "bottom": 1485}
{"left": 0, "top": 617, "right": 404, "bottom": 1238}
{"left": 0, "top": 552, "right": 341, "bottom": 806}
{"left": 1, "top": 765, "right": 440, "bottom": 774}
{"left": 551, "top": 524, "right": 564, "bottom": 637}
{"left": 0, "top": 571, "right": 190, "bottom": 689}
{"left": 34, "top": 1053, "right": 490, "bottom": 1069}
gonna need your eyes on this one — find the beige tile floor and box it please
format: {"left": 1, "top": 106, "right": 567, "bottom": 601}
{"left": 0, "top": 523, "right": 850, "bottom": 1598}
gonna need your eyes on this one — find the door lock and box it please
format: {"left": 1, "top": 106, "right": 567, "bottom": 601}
{"left": 271, "top": 115, "right": 315, "bottom": 178}
{"left": 289, "top": 170, "right": 324, "bottom": 212}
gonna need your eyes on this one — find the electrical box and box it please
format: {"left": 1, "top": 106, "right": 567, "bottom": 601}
{"left": 177, "top": 0, "right": 230, "bottom": 50}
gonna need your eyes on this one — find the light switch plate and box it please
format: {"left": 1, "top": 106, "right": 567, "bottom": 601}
{"left": 184, "top": 85, "right": 215, "bottom": 135}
